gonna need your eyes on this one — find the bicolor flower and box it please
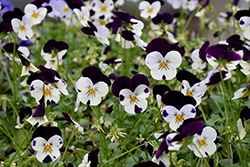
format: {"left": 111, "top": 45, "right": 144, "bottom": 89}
{"left": 73, "top": 6, "right": 90, "bottom": 26}
{"left": 99, "top": 57, "right": 122, "bottom": 71}
{"left": 41, "top": 39, "right": 69, "bottom": 70}
{"left": 138, "top": 1, "right": 161, "bottom": 19}
{"left": 2, "top": 43, "right": 30, "bottom": 63}
{"left": 78, "top": 149, "right": 99, "bottom": 167}
{"left": 188, "top": 126, "right": 217, "bottom": 157}
{"left": 153, "top": 84, "right": 171, "bottom": 109}
{"left": 177, "top": 70, "right": 207, "bottom": 106}
{"left": 11, "top": 14, "right": 33, "bottom": 40}
{"left": 235, "top": 9, "right": 250, "bottom": 40}
{"left": 191, "top": 49, "right": 206, "bottom": 70}
{"left": 145, "top": 38, "right": 183, "bottom": 80}
{"left": 232, "top": 84, "right": 250, "bottom": 100}
{"left": 26, "top": 98, "right": 49, "bottom": 127}
{"left": 240, "top": 60, "right": 250, "bottom": 76}
{"left": 236, "top": 107, "right": 250, "bottom": 140}
{"left": 112, "top": 74, "right": 150, "bottom": 114}
{"left": 24, "top": 3, "right": 47, "bottom": 25}
{"left": 75, "top": 66, "right": 111, "bottom": 108}
{"left": 28, "top": 65, "right": 68, "bottom": 105}
{"left": 15, "top": 106, "right": 32, "bottom": 129}
{"left": 19, "top": 54, "right": 39, "bottom": 76}
{"left": 31, "top": 126, "right": 63, "bottom": 163}
{"left": 91, "top": 0, "right": 114, "bottom": 18}
{"left": 161, "top": 91, "right": 196, "bottom": 131}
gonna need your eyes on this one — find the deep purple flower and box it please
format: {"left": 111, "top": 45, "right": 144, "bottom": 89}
{"left": 206, "top": 71, "right": 227, "bottom": 85}
{"left": 240, "top": 107, "right": 250, "bottom": 127}
{"left": 152, "top": 12, "right": 173, "bottom": 24}
{"left": 15, "top": 106, "right": 32, "bottom": 129}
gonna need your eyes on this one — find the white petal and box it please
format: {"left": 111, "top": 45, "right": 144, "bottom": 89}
{"left": 48, "top": 135, "right": 63, "bottom": 150}
{"left": 31, "top": 137, "right": 47, "bottom": 151}
{"left": 165, "top": 51, "right": 182, "bottom": 68}
{"left": 181, "top": 80, "right": 190, "bottom": 95}
{"left": 134, "top": 84, "right": 150, "bottom": 99}
{"left": 162, "top": 105, "right": 178, "bottom": 122}
{"left": 201, "top": 126, "right": 217, "bottom": 141}
{"left": 119, "top": 89, "right": 133, "bottom": 106}
{"left": 11, "top": 18, "right": 22, "bottom": 33}
{"left": 180, "top": 104, "right": 196, "bottom": 120}
{"left": 76, "top": 77, "right": 93, "bottom": 92}
{"left": 95, "top": 81, "right": 109, "bottom": 97}
{"left": 239, "top": 16, "right": 250, "bottom": 31}
{"left": 30, "top": 80, "right": 44, "bottom": 104}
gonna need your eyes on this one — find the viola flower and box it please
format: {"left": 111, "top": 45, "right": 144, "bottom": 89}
{"left": 26, "top": 98, "right": 49, "bottom": 127}
{"left": 15, "top": 106, "right": 32, "bottom": 129}
{"left": 28, "top": 65, "right": 68, "bottom": 105}
{"left": 2, "top": 43, "right": 30, "bottom": 63}
{"left": 153, "top": 84, "right": 171, "bottom": 109}
{"left": 188, "top": 126, "right": 217, "bottom": 158}
{"left": 218, "top": 12, "right": 233, "bottom": 27}
{"left": 24, "top": 3, "right": 47, "bottom": 25}
{"left": 73, "top": 6, "right": 90, "bottom": 26}
{"left": 177, "top": 70, "right": 207, "bottom": 106}
{"left": 78, "top": 149, "right": 99, "bottom": 167}
{"left": 235, "top": 10, "right": 250, "bottom": 40}
{"left": 191, "top": 49, "right": 206, "bottom": 70}
{"left": 165, "top": 133, "right": 182, "bottom": 151}
{"left": 145, "top": 38, "right": 183, "bottom": 80}
{"left": 112, "top": 74, "right": 150, "bottom": 114}
{"left": 232, "top": 84, "right": 250, "bottom": 100}
{"left": 11, "top": 15, "right": 33, "bottom": 40}
{"left": 31, "top": 126, "right": 63, "bottom": 163}
{"left": 235, "top": 107, "right": 250, "bottom": 140}
{"left": 182, "top": 0, "right": 198, "bottom": 11}
{"left": 161, "top": 91, "right": 196, "bottom": 131}
{"left": 99, "top": 57, "right": 122, "bottom": 71}
{"left": 240, "top": 60, "right": 250, "bottom": 76}
{"left": 91, "top": 0, "right": 114, "bottom": 18}
{"left": 75, "top": 66, "right": 111, "bottom": 108}
{"left": 138, "top": 1, "right": 161, "bottom": 19}
{"left": 41, "top": 39, "right": 69, "bottom": 70}
{"left": 55, "top": 112, "right": 84, "bottom": 134}
{"left": 19, "top": 54, "right": 39, "bottom": 77}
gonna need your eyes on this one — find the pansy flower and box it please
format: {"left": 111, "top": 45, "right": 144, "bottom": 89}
{"left": 235, "top": 107, "right": 250, "bottom": 140}
{"left": 191, "top": 48, "right": 206, "bottom": 70}
{"left": 188, "top": 126, "right": 217, "bottom": 157}
{"left": 2, "top": 43, "right": 30, "bottom": 63}
{"left": 161, "top": 91, "right": 196, "bottom": 131}
{"left": 138, "top": 0, "right": 161, "bottom": 19}
{"left": 11, "top": 13, "right": 33, "bottom": 40}
{"left": 31, "top": 125, "right": 63, "bottom": 163}
{"left": 28, "top": 65, "right": 68, "bottom": 105}
{"left": 112, "top": 74, "right": 150, "bottom": 114}
{"left": 73, "top": 6, "right": 90, "bottom": 26}
{"left": 75, "top": 66, "right": 111, "bottom": 108}
{"left": 99, "top": 57, "right": 122, "bottom": 71}
{"left": 15, "top": 106, "right": 32, "bottom": 129}
{"left": 232, "top": 84, "right": 250, "bottom": 100}
{"left": 81, "top": 21, "right": 110, "bottom": 46}
{"left": 145, "top": 38, "right": 183, "bottom": 80}
{"left": 177, "top": 70, "right": 208, "bottom": 106}
{"left": 19, "top": 54, "right": 39, "bottom": 77}
{"left": 24, "top": 3, "right": 47, "bottom": 25}
{"left": 91, "top": 0, "right": 114, "bottom": 18}
{"left": 235, "top": 9, "right": 250, "bottom": 40}
{"left": 26, "top": 98, "right": 49, "bottom": 127}
{"left": 153, "top": 84, "right": 171, "bottom": 109}
{"left": 55, "top": 112, "right": 84, "bottom": 134}
{"left": 78, "top": 148, "right": 99, "bottom": 167}
{"left": 41, "top": 39, "right": 69, "bottom": 70}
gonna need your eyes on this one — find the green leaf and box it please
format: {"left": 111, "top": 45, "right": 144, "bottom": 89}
{"left": 13, "top": 129, "right": 29, "bottom": 149}
{"left": 206, "top": 114, "right": 221, "bottom": 126}
{"left": 124, "top": 157, "right": 138, "bottom": 167}
{"left": 108, "top": 142, "right": 119, "bottom": 150}
{"left": 105, "top": 114, "right": 115, "bottom": 122}
{"left": 219, "top": 159, "right": 231, "bottom": 166}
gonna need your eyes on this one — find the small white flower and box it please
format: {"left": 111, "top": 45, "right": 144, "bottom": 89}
{"left": 139, "top": 1, "right": 161, "bottom": 19}
{"left": 73, "top": 6, "right": 90, "bottom": 26}
{"left": 239, "top": 16, "right": 250, "bottom": 40}
{"left": 31, "top": 135, "right": 63, "bottom": 163}
{"left": 145, "top": 51, "right": 182, "bottom": 80}
{"left": 75, "top": 77, "right": 109, "bottom": 106}
{"left": 119, "top": 84, "right": 150, "bottom": 114}
{"left": 91, "top": 0, "right": 114, "bottom": 18}
{"left": 11, "top": 15, "right": 33, "bottom": 40}
{"left": 24, "top": 4, "right": 47, "bottom": 25}
{"left": 162, "top": 104, "right": 196, "bottom": 131}
{"left": 94, "top": 26, "right": 110, "bottom": 46}
{"left": 188, "top": 126, "right": 217, "bottom": 157}
{"left": 191, "top": 49, "right": 206, "bottom": 70}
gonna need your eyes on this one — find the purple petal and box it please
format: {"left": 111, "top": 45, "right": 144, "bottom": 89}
{"left": 206, "top": 71, "right": 227, "bottom": 85}
{"left": 153, "top": 84, "right": 171, "bottom": 99}
{"left": 146, "top": 38, "right": 170, "bottom": 56}
{"left": 112, "top": 76, "right": 132, "bottom": 97}
{"left": 131, "top": 74, "right": 149, "bottom": 91}
{"left": 235, "top": 10, "right": 250, "bottom": 20}
{"left": 32, "top": 125, "right": 62, "bottom": 141}
{"left": 176, "top": 70, "right": 200, "bottom": 87}
{"left": 122, "top": 30, "right": 134, "bottom": 41}
{"left": 88, "top": 148, "right": 99, "bottom": 167}
{"left": 155, "top": 139, "right": 168, "bottom": 159}
{"left": 199, "top": 41, "right": 210, "bottom": 62}
{"left": 33, "top": 97, "right": 45, "bottom": 117}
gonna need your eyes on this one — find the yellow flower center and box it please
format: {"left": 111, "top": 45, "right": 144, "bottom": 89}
{"left": 88, "top": 88, "right": 95, "bottom": 95}
{"left": 100, "top": 20, "right": 106, "bottom": 25}
{"left": 160, "top": 61, "right": 167, "bottom": 68}
{"left": 176, "top": 114, "right": 184, "bottom": 122}
{"left": 161, "top": 102, "right": 165, "bottom": 108}
{"left": 199, "top": 139, "right": 206, "bottom": 148}
{"left": 148, "top": 8, "right": 153, "bottom": 13}
{"left": 101, "top": 7, "right": 106, "bottom": 12}
{"left": 218, "top": 65, "right": 225, "bottom": 72}
{"left": 64, "top": 7, "right": 69, "bottom": 12}
{"left": 130, "top": 95, "right": 137, "bottom": 102}
{"left": 32, "top": 13, "right": 38, "bottom": 18}
{"left": 44, "top": 88, "right": 51, "bottom": 96}
{"left": 44, "top": 144, "right": 52, "bottom": 152}
{"left": 186, "top": 91, "right": 193, "bottom": 97}
{"left": 20, "top": 25, "right": 25, "bottom": 31}
{"left": 81, "top": 16, "right": 84, "bottom": 20}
